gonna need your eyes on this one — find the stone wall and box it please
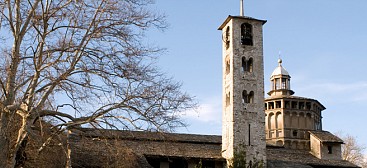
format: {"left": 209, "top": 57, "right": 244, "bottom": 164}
{"left": 220, "top": 16, "right": 267, "bottom": 167}
{"left": 310, "top": 133, "right": 342, "bottom": 160}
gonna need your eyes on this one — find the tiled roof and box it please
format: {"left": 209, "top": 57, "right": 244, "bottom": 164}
{"left": 70, "top": 128, "right": 223, "bottom": 160}
{"left": 309, "top": 131, "right": 344, "bottom": 143}
{"left": 70, "top": 128, "right": 358, "bottom": 168}
{"left": 71, "top": 128, "right": 222, "bottom": 144}
{"left": 267, "top": 146, "right": 358, "bottom": 168}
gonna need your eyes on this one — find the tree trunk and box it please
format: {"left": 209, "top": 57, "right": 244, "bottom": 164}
{"left": 65, "top": 130, "right": 72, "bottom": 168}
{"left": 0, "top": 133, "right": 11, "bottom": 168}
{"left": 0, "top": 113, "right": 15, "bottom": 168}
{"left": 15, "top": 138, "right": 28, "bottom": 168}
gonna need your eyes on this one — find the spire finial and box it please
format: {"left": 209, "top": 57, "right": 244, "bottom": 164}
{"left": 278, "top": 58, "right": 283, "bottom": 66}
{"left": 240, "top": 0, "right": 244, "bottom": 16}
{"left": 278, "top": 51, "right": 282, "bottom": 66}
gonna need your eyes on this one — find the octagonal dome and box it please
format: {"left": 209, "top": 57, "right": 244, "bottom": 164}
{"left": 271, "top": 59, "right": 289, "bottom": 76}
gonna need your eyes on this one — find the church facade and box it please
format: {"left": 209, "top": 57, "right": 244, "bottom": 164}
{"left": 68, "top": 5, "right": 359, "bottom": 168}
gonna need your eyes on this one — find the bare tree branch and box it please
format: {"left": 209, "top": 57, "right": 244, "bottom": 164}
{"left": 0, "top": 0, "right": 195, "bottom": 167}
{"left": 337, "top": 132, "right": 367, "bottom": 167}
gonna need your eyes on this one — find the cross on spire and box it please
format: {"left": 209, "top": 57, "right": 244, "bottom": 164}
{"left": 240, "top": 0, "right": 244, "bottom": 16}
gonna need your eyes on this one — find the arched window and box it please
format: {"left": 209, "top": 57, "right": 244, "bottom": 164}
{"left": 276, "top": 140, "right": 283, "bottom": 146}
{"left": 268, "top": 113, "right": 274, "bottom": 131}
{"left": 242, "top": 57, "right": 254, "bottom": 72}
{"left": 275, "top": 112, "right": 282, "bottom": 130}
{"left": 293, "top": 130, "right": 298, "bottom": 137}
{"left": 241, "top": 23, "right": 253, "bottom": 46}
{"left": 242, "top": 90, "right": 254, "bottom": 104}
{"left": 247, "top": 58, "right": 253, "bottom": 72}
{"left": 306, "top": 113, "right": 312, "bottom": 129}
{"left": 225, "top": 26, "right": 230, "bottom": 49}
{"left": 248, "top": 91, "right": 254, "bottom": 103}
{"left": 242, "top": 90, "right": 248, "bottom": 104}
{"left": 242, "top": 57, "right": 247, "bottom": 72}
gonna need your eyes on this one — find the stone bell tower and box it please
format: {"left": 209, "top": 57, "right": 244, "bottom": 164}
{"left": 218, "top": 3, "right": 267, "bottom": 167}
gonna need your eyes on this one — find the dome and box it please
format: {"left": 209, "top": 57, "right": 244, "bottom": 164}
{"left": 271, "top": 59, "right": 289, "bottom": 76}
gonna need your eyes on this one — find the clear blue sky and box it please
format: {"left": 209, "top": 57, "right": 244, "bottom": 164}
{"left": 147, "top": 0, "right": 367, "bottom": 148}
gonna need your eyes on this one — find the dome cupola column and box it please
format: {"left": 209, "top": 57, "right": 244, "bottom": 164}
{"left": 267, "top": 59, "right": 294, "bottom": 96}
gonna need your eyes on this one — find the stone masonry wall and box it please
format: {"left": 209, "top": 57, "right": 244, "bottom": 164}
{"left": 221, "top": 16, "right": 267, "bottom": 167}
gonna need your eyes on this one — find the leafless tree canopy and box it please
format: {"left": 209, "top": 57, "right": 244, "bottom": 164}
{"left": 0, "top": 0, "right": 196, "bottom": 167}
{"left": 339, "top": 133, "right": 367, "bottom": 168}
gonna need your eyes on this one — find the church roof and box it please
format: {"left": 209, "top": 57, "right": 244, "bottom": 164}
{"left": 271, "top": 59, "right": 290, "bottom": 77}
{"left": 70, "top": 128, "right": 224, "bottom": 160}
{"left": 271, "top": 65, "right": 289, "bottom": 76}
{"left": 218, "top": 15, "right": 267, "bottom": 30}
{"left": 70, "top": 128, "right": 359, "bottom": 168}
{"left": 267, "top": 146, "right": 357, "bottom": 168}
{"left": 309, "top": 131, "right": 344, "bottom": 143}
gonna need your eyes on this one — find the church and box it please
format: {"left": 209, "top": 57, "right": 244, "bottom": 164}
{"left": 68, "top": 2, "right": 359, "bottom": 168}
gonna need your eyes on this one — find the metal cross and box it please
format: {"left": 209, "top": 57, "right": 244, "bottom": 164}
{"left": 240, "top": 0, "right": 244, "bottom": 16}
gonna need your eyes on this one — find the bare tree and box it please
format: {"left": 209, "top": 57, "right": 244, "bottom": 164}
{"left": 362, "top": 160, "right": 367, "bottom": 168}
{"left": 0, "top": 0, "right": 196, "bottom": 167}
{"left": 339, "top": 133, "right": 367, "bottom": 168}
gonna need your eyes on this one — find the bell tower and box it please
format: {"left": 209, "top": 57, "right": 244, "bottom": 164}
{"left": 218, "top": 3, "right": 267, "bottom": 167}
